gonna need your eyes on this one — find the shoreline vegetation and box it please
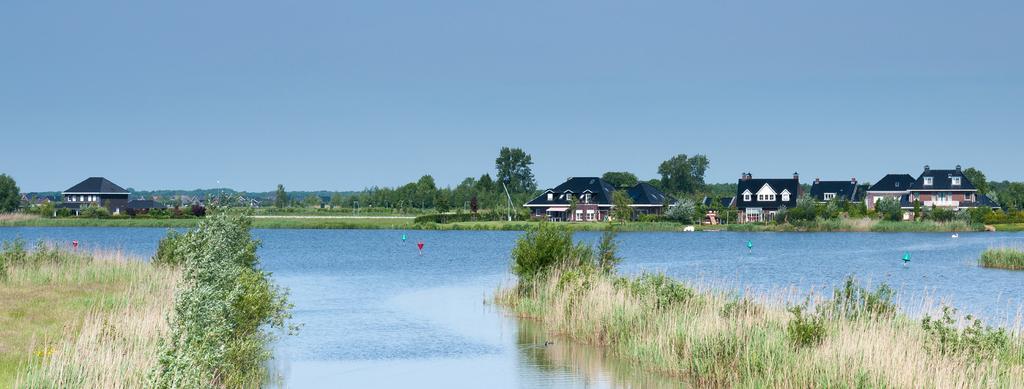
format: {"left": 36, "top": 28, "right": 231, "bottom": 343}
{"left": 0, "top": 213, "right": 1003, "bottom": 232}
{"left": 978, "top": 247, "right": 1024, "bottom": 270}
{"left": 0, "top": 213, "right": 295, "bottom": 388}
{"left": 495, "top": 223, "right": 1024, "bottom": 387}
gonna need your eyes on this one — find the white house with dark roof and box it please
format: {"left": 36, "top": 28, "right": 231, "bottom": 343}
{"left": 57, "top": 177, "right": 130, "bottom": 215}
{"left": 735, "top": 172, "right": 801, "bottom": 223}
{"left": 524, "top": 177, "right": 675, "bottom": 221}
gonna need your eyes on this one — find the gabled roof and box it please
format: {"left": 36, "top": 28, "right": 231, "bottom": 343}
{"left": 868, "top": 174, "right": 915, "bottom": 192}
{"left": 810, "top": 180, "right": 859, "bottom": 202}
{"left": 702, "top": 196, "right": 736, "bottom": 208}
{"left": 736, "top": 177, "right": 799, "bottom": 209}
{"left": 525, "top": 177, "right": 617, "bottom": 206}
{"left": 626, "top": 182, "right": 674, "bottom": 206}
{"left": 910, "top": 168, "right": 977, "bottom": 191}
{"left": 63, "top": 177, "right": 129, "bottom": 194}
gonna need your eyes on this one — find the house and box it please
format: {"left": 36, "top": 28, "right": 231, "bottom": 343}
{"left": 735, "top": 172, "right": 800, "bottom": 223}
{"left": 56, "top": 177, "right": 130, "bottom": 215}
{"left": 864, "top": 174, "right": 915, "bottom": 210}
{"left": 125, "top": 199, "right": 168, "bottom": 214}
{"left": 901, "top": 165, "right": 1000, "bottom": 211}
{"left": 524, "top": 177, "right": 675, "bottom": 221}
{"left": 810, "top": 178, "right": 860, "bottom": 203}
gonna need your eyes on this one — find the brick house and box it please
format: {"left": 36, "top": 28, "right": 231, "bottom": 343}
{"left": 863, "top": 174, "right": 915, "bottom": 210}
{"left": 901, "top": 165, "right": 999, "bottom": 211}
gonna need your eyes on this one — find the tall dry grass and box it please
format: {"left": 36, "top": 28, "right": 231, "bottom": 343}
{"left": 497, "top": 270, "right": 1024, "bottom": 388}
{"left": 1, "top": 246, "right": 179, "bottom": 388}
{"left": 0, "top": 213, "right": 38, "bottom": 223}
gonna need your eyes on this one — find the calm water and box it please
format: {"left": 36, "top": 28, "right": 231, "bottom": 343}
{"left": 2, "top": 227, "right": 1023, "bottom": 388}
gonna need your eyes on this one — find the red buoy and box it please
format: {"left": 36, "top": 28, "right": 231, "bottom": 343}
{"left": 417, "top": 241, "right": 424, "bottom": 255}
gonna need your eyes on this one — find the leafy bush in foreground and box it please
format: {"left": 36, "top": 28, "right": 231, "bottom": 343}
{"left": 151, "top": 212, "right": 295, "bottom": 388}
{"left": 151, "top": 230, "right": 186, "bottom": 266}
{"left": 511, "top": 222, "right": 594, "bottom": 286}
{"left": 921, "top": 306, "right": 1011, "bottom": 362}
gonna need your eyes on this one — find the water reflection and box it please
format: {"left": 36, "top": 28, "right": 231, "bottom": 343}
{"left": 516, "top": 318, "right": 685, "bottom": 389}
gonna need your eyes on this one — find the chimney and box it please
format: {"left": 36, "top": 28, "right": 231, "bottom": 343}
{"left": 851, "top": 177, "right": 857, "bottom": 184}
{"left": 793, "top": 172, "right": 800, "bottom": 181}
{"left": 924, "top": 165, "right": 930, "bottom": 173}
{"left": 955, "top": 165, "right": 962, "bottom": 172}
{"left": 814, "top": 178, "right": 820, "bottom": 184}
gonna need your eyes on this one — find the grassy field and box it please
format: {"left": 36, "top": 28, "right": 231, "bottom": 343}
{"left": 994, "top": 223, "right": 1024, "bottom": 232}
{"left": 978, "top": 247, "right": 1024, "bottom": 270}
{"left": 0, "top": 243, "right": 177, "bottom": 387}
{"left": 497, "top": 270, "right": 1024, "bottom": 387}
{"left": 0, "top": 213, "right": 996, "bottom": 232}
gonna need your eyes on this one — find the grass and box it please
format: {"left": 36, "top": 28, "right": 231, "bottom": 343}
{"left": 994, "top": 223, "right": 1024, "bottom": 232}
{"left": 979, "top": 247, "right": 1024, "bottom": 270}
{"left": 0, "top": 243, "right": 177, "bottom": 388}
{"left": 0, "top": 213, "right": 989, "bottom": 232}
{"left": 496, "top": 270, "right": 1024, "bottom": 387}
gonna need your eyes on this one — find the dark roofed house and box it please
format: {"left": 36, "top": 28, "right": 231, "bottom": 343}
{"left": 57, "top": 177, "right": 130, "bottom": 215}
{"left": 903, "top": 165, "right": 997, "bottom": 211}
{"left": 735, "top": 172, "right": 801, "bottom": 223}
{"left": 810, "top": 178, "right": 860, "bottom": 203}
{"left": 701, "top": 196, "right": 735, "bottom": 209}
{"left": 125, "top": 199, "right": 168, "bottom": 214}
{"left": 524, "top": 177, "right": 675, "bottom": 221}
{"left": 864, "top": 174, "right": 915, "bottom": 210}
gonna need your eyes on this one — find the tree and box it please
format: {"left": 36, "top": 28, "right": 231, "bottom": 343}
{"left": 962, "top": 167, "right": 989, "bottom": 195}
{"left": 602, "top": 172, "right": 639, "bottom": 188}
{"left": 435, "top": 193, "right": 450, "bottom": 213}
{"left": 875, "top": 197, "right": 903, "bottom": 221}
{"left": 330, "top": 193, "right": 344, "bottom": 208}
{"left": 657, "top": 154, "right": 709, "bottom": 195}
{"left": 597, "top": 228, "right": 621, "bottom": 274}
{"left": 665, "top": 199, "right": 696, "bottom": 223}
{"left": 476, "top": 174, "right": 495, "bottom": 193}
{"left": 495, "top": 147, "right": 537, "bottom": 194}
{"left": 416, "top": 175, "right": 437, "bottom": 209}
{"left": 470, "top": 195, "right": 479, "bottom": 214}
{"left": 612, "top": 191, "right": 634, "bottom": 222}
{"left": 304, "top": 194, "right": 321, "bottom": 208}
{"left": 0, "top": 174, "right": 19, "bottom": 213}
{"left": 274, "top": 184, "right": 288, "bottom": 208}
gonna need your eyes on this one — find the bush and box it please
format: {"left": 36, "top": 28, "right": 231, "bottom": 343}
{"left": 191, "top": 204, "right": 206, "bottom": 217}
{"left": 875, "top": 197, "right": 903, "bottom": 221}
{"left": 978, "top": 247, "right": 1024, "bottom": 270}
{"left": 820, "top": 276, "right": 897, "bottom": 321}
{"left": 151, "top": 212, "right": 295, "bottom": 387}
{"left": 928, "top": 207, "right": 956, "bottom": 222}
{"left": 152, "top": 230, "right": 187, "bottom": 266}
{"left": 626, "top": 273, "right": 697, "bottom": 309}
{"left": 921, "top": 306, "right": 1010, "bottom": 361}
{"left": 79, "top": 205, "right": 111, "bottom": 219}
{"left": 664, "top": 199, "right": 696, "bottom": 223}
{"left": 511, "top": 222, "right": 592, "bottom": 286}
{"left": 786, "top": 196, "right": 819, "bottom": 222}
{"left": 596, "top": 228, "right": 621, "bottom": 274}
{"left": 786, "top": 302, "right": 827, "bottom": 348}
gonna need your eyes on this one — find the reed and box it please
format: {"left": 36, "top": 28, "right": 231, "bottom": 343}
{"left": 979, "top": 247, "right": 1024, "bottom": 270}
{"left": 496, "top": 270, "right": 1024, "bottom": 387}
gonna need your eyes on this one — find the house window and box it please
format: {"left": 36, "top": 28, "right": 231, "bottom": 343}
{"left": 575, "top": 210, "right": 583, "bottom": 220}
{"left": 782, "top": 193, "right": 790, "bottom": 202}
{"left": 951, "top": 177, "right": 961, "bottom": 186}
{"left": 924, "top": 177, "right": 933, "bottom": 186}
{"left": 584, "top": 193, "right": 591, "bottom": 203}
{"left": 824, "top": 193, "right": 836, "bottom": 201}
{"left": 547, "top": 193, "right": 553, "bottom": 201}
{"left": 586, "top": 210, "right": 595, "bottom": 221}
{"left": 757, "top": 194, "right": 776, "bottom": 201}
{"left": 743, "top": 193, "right": 751, "bottom": 202}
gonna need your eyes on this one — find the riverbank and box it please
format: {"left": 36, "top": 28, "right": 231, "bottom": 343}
{"left": 0, "top": 214, "right": 994, "bottom": 232}
{"left": 497, "top": 269, "right": 1024, "bottom": 387}
{"left": 0, "top": 244, "right": 177, "bottom": 387}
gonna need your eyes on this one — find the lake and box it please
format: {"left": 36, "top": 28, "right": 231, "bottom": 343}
{"left": 1, "top": 227, "right": 1023, "bottom": 388}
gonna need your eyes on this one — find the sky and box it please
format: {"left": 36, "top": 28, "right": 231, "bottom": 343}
{"left": 2, "top": 0, "right": 1022, "bottom": 192}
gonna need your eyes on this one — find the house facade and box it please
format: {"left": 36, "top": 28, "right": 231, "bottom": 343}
{"left": 810, "top": 178, "right": 859, "bottom": 203}
{"left": 902, "top": 165, "right": 999, "bottom": 211}
{"left": 864, "top": 174, "right": 915, "bottom": 210}
{"left": 735, "top": 172, "right": 800, "bottom": 223}
{"left": 57, "top": 177, "right": 130, "bottom": 215}
{"left": 524, "top": 177, "right": 674, "bottom": 221}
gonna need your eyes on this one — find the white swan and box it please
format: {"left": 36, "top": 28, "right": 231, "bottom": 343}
{"left": 951, "top": 233, "right": 959, "bottom": 238}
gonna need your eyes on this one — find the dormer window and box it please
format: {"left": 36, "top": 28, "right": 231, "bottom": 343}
{"left": 951, "top": 177, "right": 961, "bottom": 186}
{"left": 742, "top": 190, "right": 752, "bottom": 202}
{"left": 547, "top": 193, "right": 553, "bottom": 201}
{"left": 781, "top": 189, "right": 791, "bottom": 202}
{"left": 924, "top": 177, "right": 933, "bottom": 186}
{"left": 824, "top": 193, "right": 836, "bottom": 201}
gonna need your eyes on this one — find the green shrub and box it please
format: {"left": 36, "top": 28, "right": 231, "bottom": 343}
{"left": 151, "top": 212, "right": 295, "bottom": 387}
{"left": 512, "top": 222, "right": 591, "bottom": 286}
{"left": 665, "top": 199, "right": 696, "bottom": 223}
{"left": 921, "top": 306, "right": 1010, "bottom": 361}
{"left": 596, "top": 228, "right": 621, "bottom": 274}
{"left": 820, "top": 276, "right": 896, "bottom": 321}
{"left": 152, "top": 230, "right": 186, "bottom": 266}
{"left": 928, "top": 207, "right": 956, "bottom": 222}
{"left": 79, "top": 205, "right": 111, "bottom": 219}
{"left": 786, "top": 302, "right": 827, "bottom": 348}
{"left": 0, "top": 237, "right": 28, "bottom": 270}
{"left": 627, "top": 273, "right": 697, "bottom": 309}
{"left": 875, "top": 197, "right": 903, "bottom": 221}
{"left": 720, "top": 297, "right": 762, "bottom": 318}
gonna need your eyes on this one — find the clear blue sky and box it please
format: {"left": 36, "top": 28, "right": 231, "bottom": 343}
{"left": 3, "top": 1, "right": 1022, "bottom": 192}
